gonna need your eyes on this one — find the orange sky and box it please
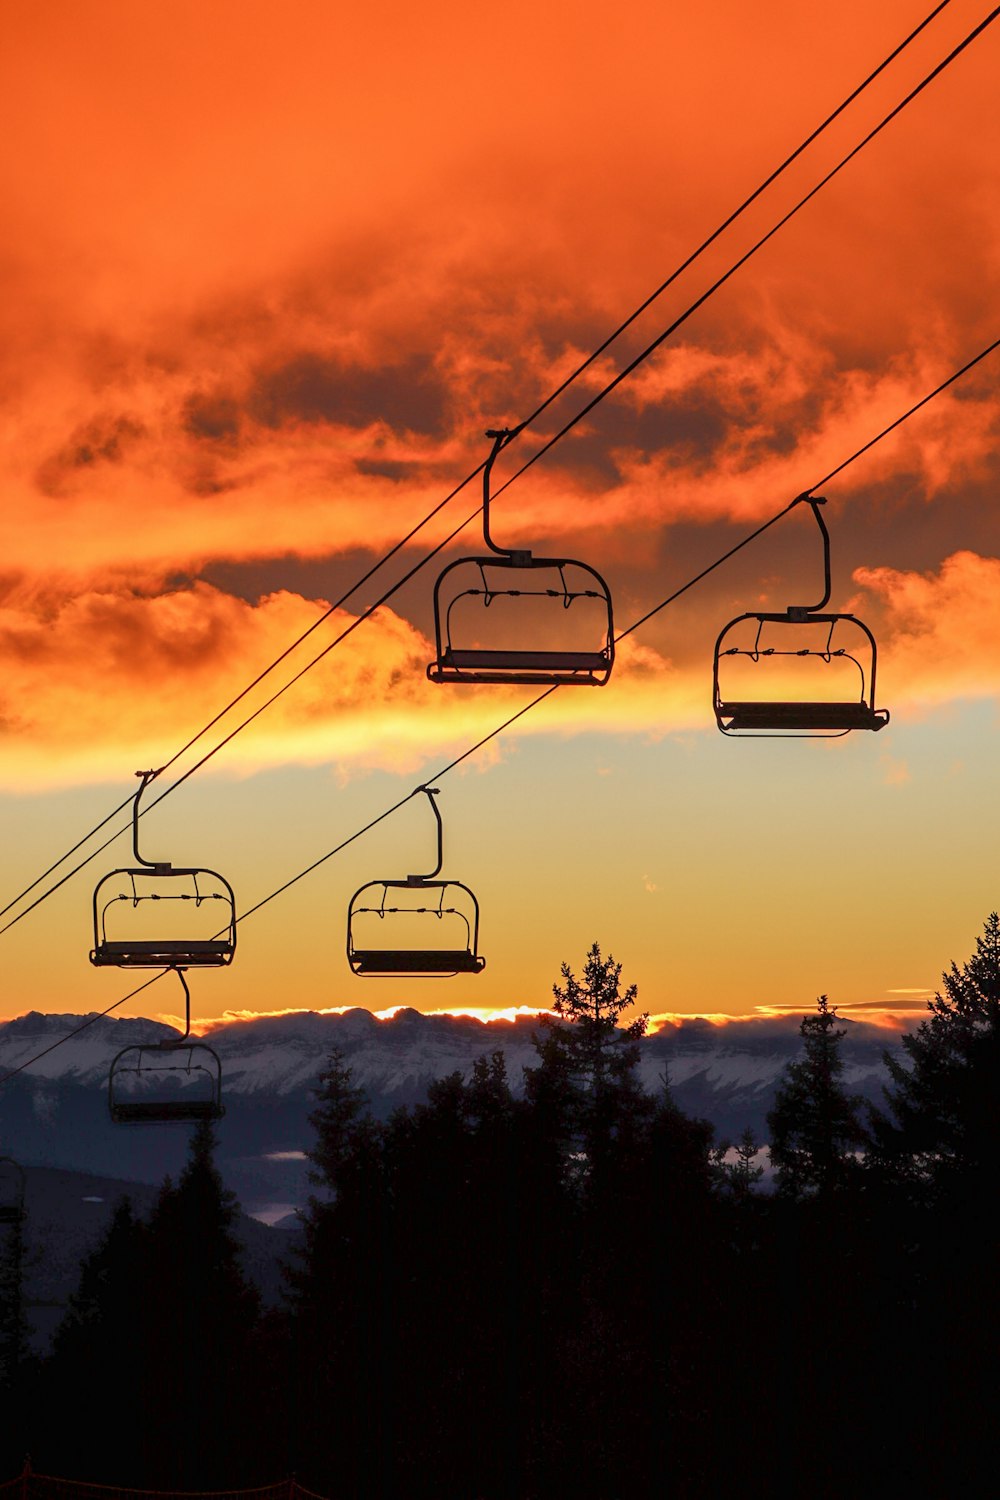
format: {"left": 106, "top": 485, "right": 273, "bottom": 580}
{"left": 1, "top": 0, "right": 998, "bottom": 1029}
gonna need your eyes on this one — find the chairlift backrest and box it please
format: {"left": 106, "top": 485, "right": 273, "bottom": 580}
{"left": 91, "top": 866, "right": 237, "bottom": 967}
{"left": 108, "top": 1042, "right": 225, "bottom": 1124}
{"left": 107, "top": 969, "right": 225, "bottom": 1124}
{"left": 712, "top": 497, "right": 890, "bottom": 737}
{"left": 347, "top": 878, "right": 485, "bottom": 976}
{"left": 346, "top": 786, "right": 486, "bottom": 977}
{"left": 90, "top": 771, "right": 237, "bottom": 967}
{"left": 428, "top": 429, "right": 614, "bottom": 686}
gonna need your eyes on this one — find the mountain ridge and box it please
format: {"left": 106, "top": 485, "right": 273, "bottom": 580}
{"left": 1, "top": 1005, "right": 904, "bottom": 1213}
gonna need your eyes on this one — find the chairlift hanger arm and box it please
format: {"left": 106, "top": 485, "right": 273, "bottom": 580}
{"left": 171, "top": 968, "right": 192, "bottom": 1044}
{"left": 131, "top": 768, "right": 171, "bottom": 872}
{"left": 408, "top": 785, "right": 443, "bottom": 882}
{"left": 787, "top": 495, "right": 832, "bottom": 616}
{"left": 482, "top": 426, "right": 529, "bottom": 562}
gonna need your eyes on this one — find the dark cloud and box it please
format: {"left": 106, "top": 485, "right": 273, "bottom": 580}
{"left": 623, "top": 393, "right": 730, "bottom": 459}
{"left": 36, "top": 413, "right": 146, "bottom": 497}
{"left": 247, "top": 349, "right": 449, "bottom": 437}
{"left": 500, "top": 391, "right": 736, "bottom": 498}
{"left": 355, "top": 457, "right": 423, "bottom": 482}
{"left": 182, "top": 389, "right": 242, "bottom": 441}
{"left": 528, "top": 429, "right": 624, "bottom": 492}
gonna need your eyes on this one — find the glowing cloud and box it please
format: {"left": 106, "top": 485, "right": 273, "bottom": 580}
{"left": 858, "top": 551, "right": 1000, "bottom": 708}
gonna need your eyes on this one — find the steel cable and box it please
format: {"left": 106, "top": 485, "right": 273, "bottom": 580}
{"left": 4, "top": 328, "right": 997, "bottom": 1081}
{"left": 0, "top": 0, "right": 970, "bottom": 928}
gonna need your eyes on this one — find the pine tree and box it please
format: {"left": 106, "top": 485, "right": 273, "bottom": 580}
{"left": 141, "top": 1119, "right": 260, "bottom": 1486}
{"left": 289, "top": 1048, "right": 390, "bottom": 1495}
{"left": 767, "top": 996, "right": 867, "bottom": 1196}
{"left": 523, "top": 947, "right": 668, "bottom": 1498}
{"left": 0, "top": 1205, "right": 28, "bottom": 1393}
{"left": 291, "top": 1044, "right": 384, "bottom": 1316}
{"left": 876, "top": 912, "right": 1000, "bottom": 1191}
{"left": 528, "top": 941, "right": 650, "bottom": 1178}
{"left": 305, "top": 1044, "right": 374, "bottom": 1194}
{"left": 1, "top": 1184, "right": 32, "bottom": 1472}
{"left": 716, "top": 1127, "right": 766, "bottom": 1200}
{"left": 43, "top": 1198, "right": 147, "bottom": 1480}
{"left": 869, "top": 914, "right": 1000, "bottom": 1485}
{"left": 548, "top": 940, "right": 648, "bottom": 1091}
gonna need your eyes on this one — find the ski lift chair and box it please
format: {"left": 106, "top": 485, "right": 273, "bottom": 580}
{"left": 428, "top": 429, "right": 615, "bottom": 686}
{"left": 108, "top": 970, "right": 224, "bottom": 1125}
{"left": 347, "top": 786, "right": 486, "bottom": 977}
{"left": 0, "top": 1157, "right": 26, "bottom": 1225}
{"left": 91, "top": 771, "right": 237, "bottom": 968}
{"left": 712, "top": 496, "right": 890, "bottom": 737}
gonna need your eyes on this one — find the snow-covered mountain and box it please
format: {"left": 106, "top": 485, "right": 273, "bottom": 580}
{"left": 0, "top": 1006, "right": 902, "bottom": 1215}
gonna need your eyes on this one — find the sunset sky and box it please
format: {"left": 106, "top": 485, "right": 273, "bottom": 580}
{"left": 1, "top": 0, "right": 998, "bottom": 1036}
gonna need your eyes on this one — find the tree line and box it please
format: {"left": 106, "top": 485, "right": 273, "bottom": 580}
{"left": 4, "top": 916, "right": 1000, "bottom": 1497}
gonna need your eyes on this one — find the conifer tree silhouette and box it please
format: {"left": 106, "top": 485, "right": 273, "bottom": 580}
{"left": 715, "top": 1126, "right": 766, "bottom": 1199}
{"left": 141, "top": 1119, "right": 260, "bottom": 1487}
{"left": 767, "top": 995, "right": 867, "bottom": 1196}
{"left": 289, "top": 1047, "right": 392, "bottom": 1495}
{"left": 529, "top": 941, "right": 650, "bottom": 1181}
{"left": 0, "top": 1187, "right": 31, "bottom": 1472}
{"left": 876, "top": 911, "right": 1000, "bottom": 1192}
{"left": 43, "top": 1198, "right": 147, "bottom": 1481}
{"left": 868, "top": 916, "right": 1000, "bottom": 1491}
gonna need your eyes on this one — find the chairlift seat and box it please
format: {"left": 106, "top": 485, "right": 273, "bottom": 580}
{"left": 429, "top": 549, "right": 615, "bottom": 689}
{"left": 110, "top": 1097, "right": 224, "bottom": 1124}
{"left": 347, "top": 860, "right": 485, "bottom": 978}
{"left": 712, "top": 606, "right": 889, "bottom": 737}
{"left": 91, "top": 937, "right": 234, "bottom": 967}
{"left": 91, "top": 863, "right": 237, "bottom": 970}
{"left": 717, "top": 700, "right": 890, "bottom": 733}
{"left": 431, "top": 646, "right": 612, "bottom": 685}
{"left": 350, "top": 948, "right": 487, "bottom": 976}
{"left": 108, "top": 1037, "right": 224, "bottom": 1126}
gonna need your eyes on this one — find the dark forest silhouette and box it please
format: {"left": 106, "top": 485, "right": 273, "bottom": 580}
{"left": 5, "top": 923, "right": 1000, "bottom": 1496}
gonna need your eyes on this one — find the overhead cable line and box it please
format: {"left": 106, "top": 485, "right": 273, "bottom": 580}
{"left": 1, "top": 0, "right": 995, "bottom": 936}
{"left": 6, "top": 328, "right": 997, "bottom": 1082}
{"left": 489, "top": 3, "right": 1000, "bottom": 500}
{"left": 483, "top": 0, "right": 958, "bottom": 436}
{"left": 0, "top": 972, "right": 167, "bottom": 1086}
{"left": 807, "top": 333, "right": 1000, "bottom": 492}
{"left": 620, "top": 333, "right": 1000, "bottom": 643}
{"left": 0, "top": 0, "right": 963, "bottom": 928}
{"left": 125, "top": 1, "right": 1000, "bottom": 790}
{"left": 114, "top": 0, "right": 970, "bottom": 772}
{"left": 0, "top": 790, "right": 138, "bottom": 923}
{"left": 148, "top": 329, "right": 1000, "bottom": 924}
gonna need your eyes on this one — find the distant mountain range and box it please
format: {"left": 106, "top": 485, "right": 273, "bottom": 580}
{"left": 1, "top": 1006, "right": 906, "bottom": 1216}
